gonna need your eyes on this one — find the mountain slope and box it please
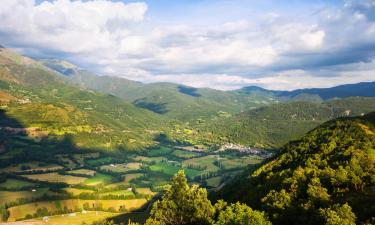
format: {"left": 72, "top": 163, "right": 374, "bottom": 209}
{"left": 237, "top": 82, "right": 375, "bottom": 101}
{"left": 0, "top": 47, "right": 171, "bottom": 151}
{"left": 217, "top": 112, "right": 375, "bottom": 225}
{"left": 40, "top": 60, "right": 276, "bottom": 121}
{"left": 194, "top": 97, "right": 375, "bottom": 148}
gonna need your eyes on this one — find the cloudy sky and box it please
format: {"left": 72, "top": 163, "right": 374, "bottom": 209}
{"left": 0, "top": 0, "right": 375, "bottom": 90}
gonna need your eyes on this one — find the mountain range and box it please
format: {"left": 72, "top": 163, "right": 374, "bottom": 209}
{"left": 1, "top": 46, "right": 375, "bottom": 151}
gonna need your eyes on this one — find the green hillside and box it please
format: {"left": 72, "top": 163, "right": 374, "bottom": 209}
{"left": 40, "top": 60, "right": 275, "bottom": 121}
{"left": 194, "top": 97, "right": 375, "bottom": 148}
{"left": 217, "top": 112, "right": 375, "bottom": 225}
{"left": 236, "top": 81, "right": 375, "bottom": 102}
{"left": 0, "top": 47, "right": 171, "bottom": 152}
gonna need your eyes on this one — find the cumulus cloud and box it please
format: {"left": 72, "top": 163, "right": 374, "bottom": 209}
{"left": 0, "top": 0, "right": 147, "bottom": 54}
{"left": 0, "top": 0, "right": 374, "bottom": 90}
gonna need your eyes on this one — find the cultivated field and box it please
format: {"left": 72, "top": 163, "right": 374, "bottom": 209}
{"left": 7, "top": 199, "right": 147, "bottom": 221}
{"left": 22, "top": 173, "right": 87, "bottom": 185}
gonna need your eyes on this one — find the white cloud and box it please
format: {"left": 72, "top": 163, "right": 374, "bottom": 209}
{"left": 0, "top": 0, "right": 374, "bottom": 90}
{"left": 0, "top": 0, "right": 147, "bottom": 54}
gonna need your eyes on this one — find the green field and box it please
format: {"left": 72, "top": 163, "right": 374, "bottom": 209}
{"left": 0, "top": 178, "right": 36, "bottom": 189}
{"left": 37, "top": 211, "right": 118, "bottom": 225}
{"left": 22, "top": 173, "right": 87, "bottom": 185}
{"left": 205, "top": 176, "right": 222, "bottom": 187}
{"left": 182, "top": 155, "right": 221, "bottom": 173}
{"left": 7, "top": 199, "right": 148, "bottom": 221}
{"left": 146, "top": 146, "right": 173, "bottom": 157}
{"left": 171, "top": 150, "right": 201, "bottom": 159}
{"left": 134, "top": 156, "right": 167, "bottom": 163}
{"left": 86, "top": 157, "right": 115, "bottom": 166}
{"left": 0, "top": 162, "right": 63, "bottom": 173}
{"left": 100, "top": 162, "right": 142, "bottom": 173}
{"left": 101, "top": 189, "right": 135, "bottom": 198}
{"left": 84, "top": 172, "right": 114, "bottom": 186}
{"left": 67, "top": 169, "right": 96, "bottom": 176}
{"left": 219, "top": 155, "right": 263, "bottom": 170}
{"left": 0, "top": 188, "right": 51, "bottom": 205}
{"left": 149, "top": 162, "right": 201, "bottom": 178}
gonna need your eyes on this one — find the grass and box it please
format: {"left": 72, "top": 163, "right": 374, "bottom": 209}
{"left": 0, "top": 178, "right": 36, "bottom": 189}
{"left": 0, "top": 162, "right": 63, "bottom": 173}
{"left": 134, "top": 156, "right": 167, "bottom": 163}
{"left": 72, "top": 153, "right": 100, "bottom": 164}
{"left": 100, "top": 190, "right": 135, "bottom": 197}
{"left": 22, "top": 173, "right": 87, "bottom": 185}
{"left": 182, "top": 155, "right": 220, "bottom": 173}
{"left": 64, "top": 188, "right": 94, "bottom": 196}
{"left": 219, "top": 155, "right": 263, "bottom": 170}
{"left": 146, "top": 146, "right": 173, "bottom": 157}
{"left": 149, "top": 162, "right": 180, "bottom": 176}
{"left": 171, "top": 150, "right": 201, "bottom": 159}
{"left": 86, "top": 157, "right": 115, "bottom": 166}
{"left": 67, "top": 169, "right": 96, "bottom": 176}
{"left": 84, "top": 172, "right": 113, "bottom": 186}
{"left": 7, "top": 199, "right": 147, "bottom": 221}
{"left": 136, "top": 188, "right": 155, "bottom": 196}
{"left": 149, "top": 162, "right": 201, "bottom": 179}
{"left": 0, "top": 188, "right": 51, "bottom": 205}
{"left": 37, "top": 211, "right": 118, "bottom": 225}
{"left": 100, "top": 162, "right": 142, "bottom": 173}
{"left": 205, "top": 176, "right": 222, "bottom": 188}
{"left": 123, "top": 173, "right": 144, "bottom": 184}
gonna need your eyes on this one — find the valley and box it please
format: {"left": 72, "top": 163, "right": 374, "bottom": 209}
{"left": 0, "top": 142, "right": 269, "bottom": 222}
{"left": 0, "top": 46, "right": 374, "bottom": 225}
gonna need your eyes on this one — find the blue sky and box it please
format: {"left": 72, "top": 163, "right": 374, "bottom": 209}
{"left": 1, "top": 0, "right": 375, "bottom": 90}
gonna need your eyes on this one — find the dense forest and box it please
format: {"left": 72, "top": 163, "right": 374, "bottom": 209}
{"left": 100, "top": 112, "right": 375, "bottom": 225}
{"left": 217, "top": 112, "right": 375, "bottom": 225}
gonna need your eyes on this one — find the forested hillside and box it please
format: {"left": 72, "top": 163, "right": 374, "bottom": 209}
{"left": 194, "top": 98, "right": 375, "bottom": 148}
{"left": 217, "top": 112, "right": 375, "bottom": 225}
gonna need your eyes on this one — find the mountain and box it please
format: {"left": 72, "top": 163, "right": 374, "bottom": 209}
{"left": 216, "top": 112, "right": 375, "bottom": 225}
{"left": 0, "top": 47, "right": 172, "bottom": 152}
{"left": 193, "top": 97, "right": 375, "bottom": 148}
{"left": 40, "top": 60, "right": 276, "bottom": 121}
{"left": 237, "top": 82, "right": 375, "bottom": 102}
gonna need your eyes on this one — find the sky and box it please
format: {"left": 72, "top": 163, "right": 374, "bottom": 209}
{"left": 0, "top": 0, "right": 375, "bottom": 90}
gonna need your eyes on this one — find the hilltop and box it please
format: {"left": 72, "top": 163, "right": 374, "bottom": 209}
{"left": 217, "top": 112, "right": 375, "bottom": 224}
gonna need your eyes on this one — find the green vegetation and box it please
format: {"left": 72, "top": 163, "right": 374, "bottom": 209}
{"left": 218, "top": 112, "right": 375, "bottom": 225}
{"left": 0, "top": 179, "right": 35, "bottom": 189}
{"left": 141, "top": 171, "right": 271, "bottom": 225}
{"left": 1, "top": 46, "right": 375, "bottom": 225}
{"left": 84, "top": 172, "right": 114, "bottom": 186}
{"left": 195, "top": 98, "right": 375, "bottom": 148}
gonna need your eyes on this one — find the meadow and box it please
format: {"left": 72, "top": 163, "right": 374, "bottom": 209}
{"left": 0, "top": 145, "right": 268, "bottom": 223}
{"left": 37, "top": 211, "right": 117, "bottom": 225}
{"left": 22, "top": 173, "right": 88, "bottom": 185}
{"left": 7, "top": 199, "right": 147, "bottom": 221}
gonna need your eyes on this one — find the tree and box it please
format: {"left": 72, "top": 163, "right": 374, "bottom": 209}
{"left": 213, "top": 201, "right": 272, "bottom": 225}
{"left": 0, "top": 206, "right": 9, "bottom": 222}
{"left": 145, "top": 170, "right": 214, "bottom": 225}
{"left": 319, "top": 203, "right": 356, "bottom": 225}
{"left": 145, "top": 171, "right": 271, "bottom": 225}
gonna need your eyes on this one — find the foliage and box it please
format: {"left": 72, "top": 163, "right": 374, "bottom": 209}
{"left": 213, "top": 201, "right": 271, "bottom": 225}
{"left": 319, "top": 203, "right": 356, "bottom": 225}
{"left": 218, "top": 112, "right": 375, "bottom": 225}
{"left": 144, "top": 171, "right": 271, "bottom": 225}
{"left": 145, "top": 170, "right": 214, "bottom": 225}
